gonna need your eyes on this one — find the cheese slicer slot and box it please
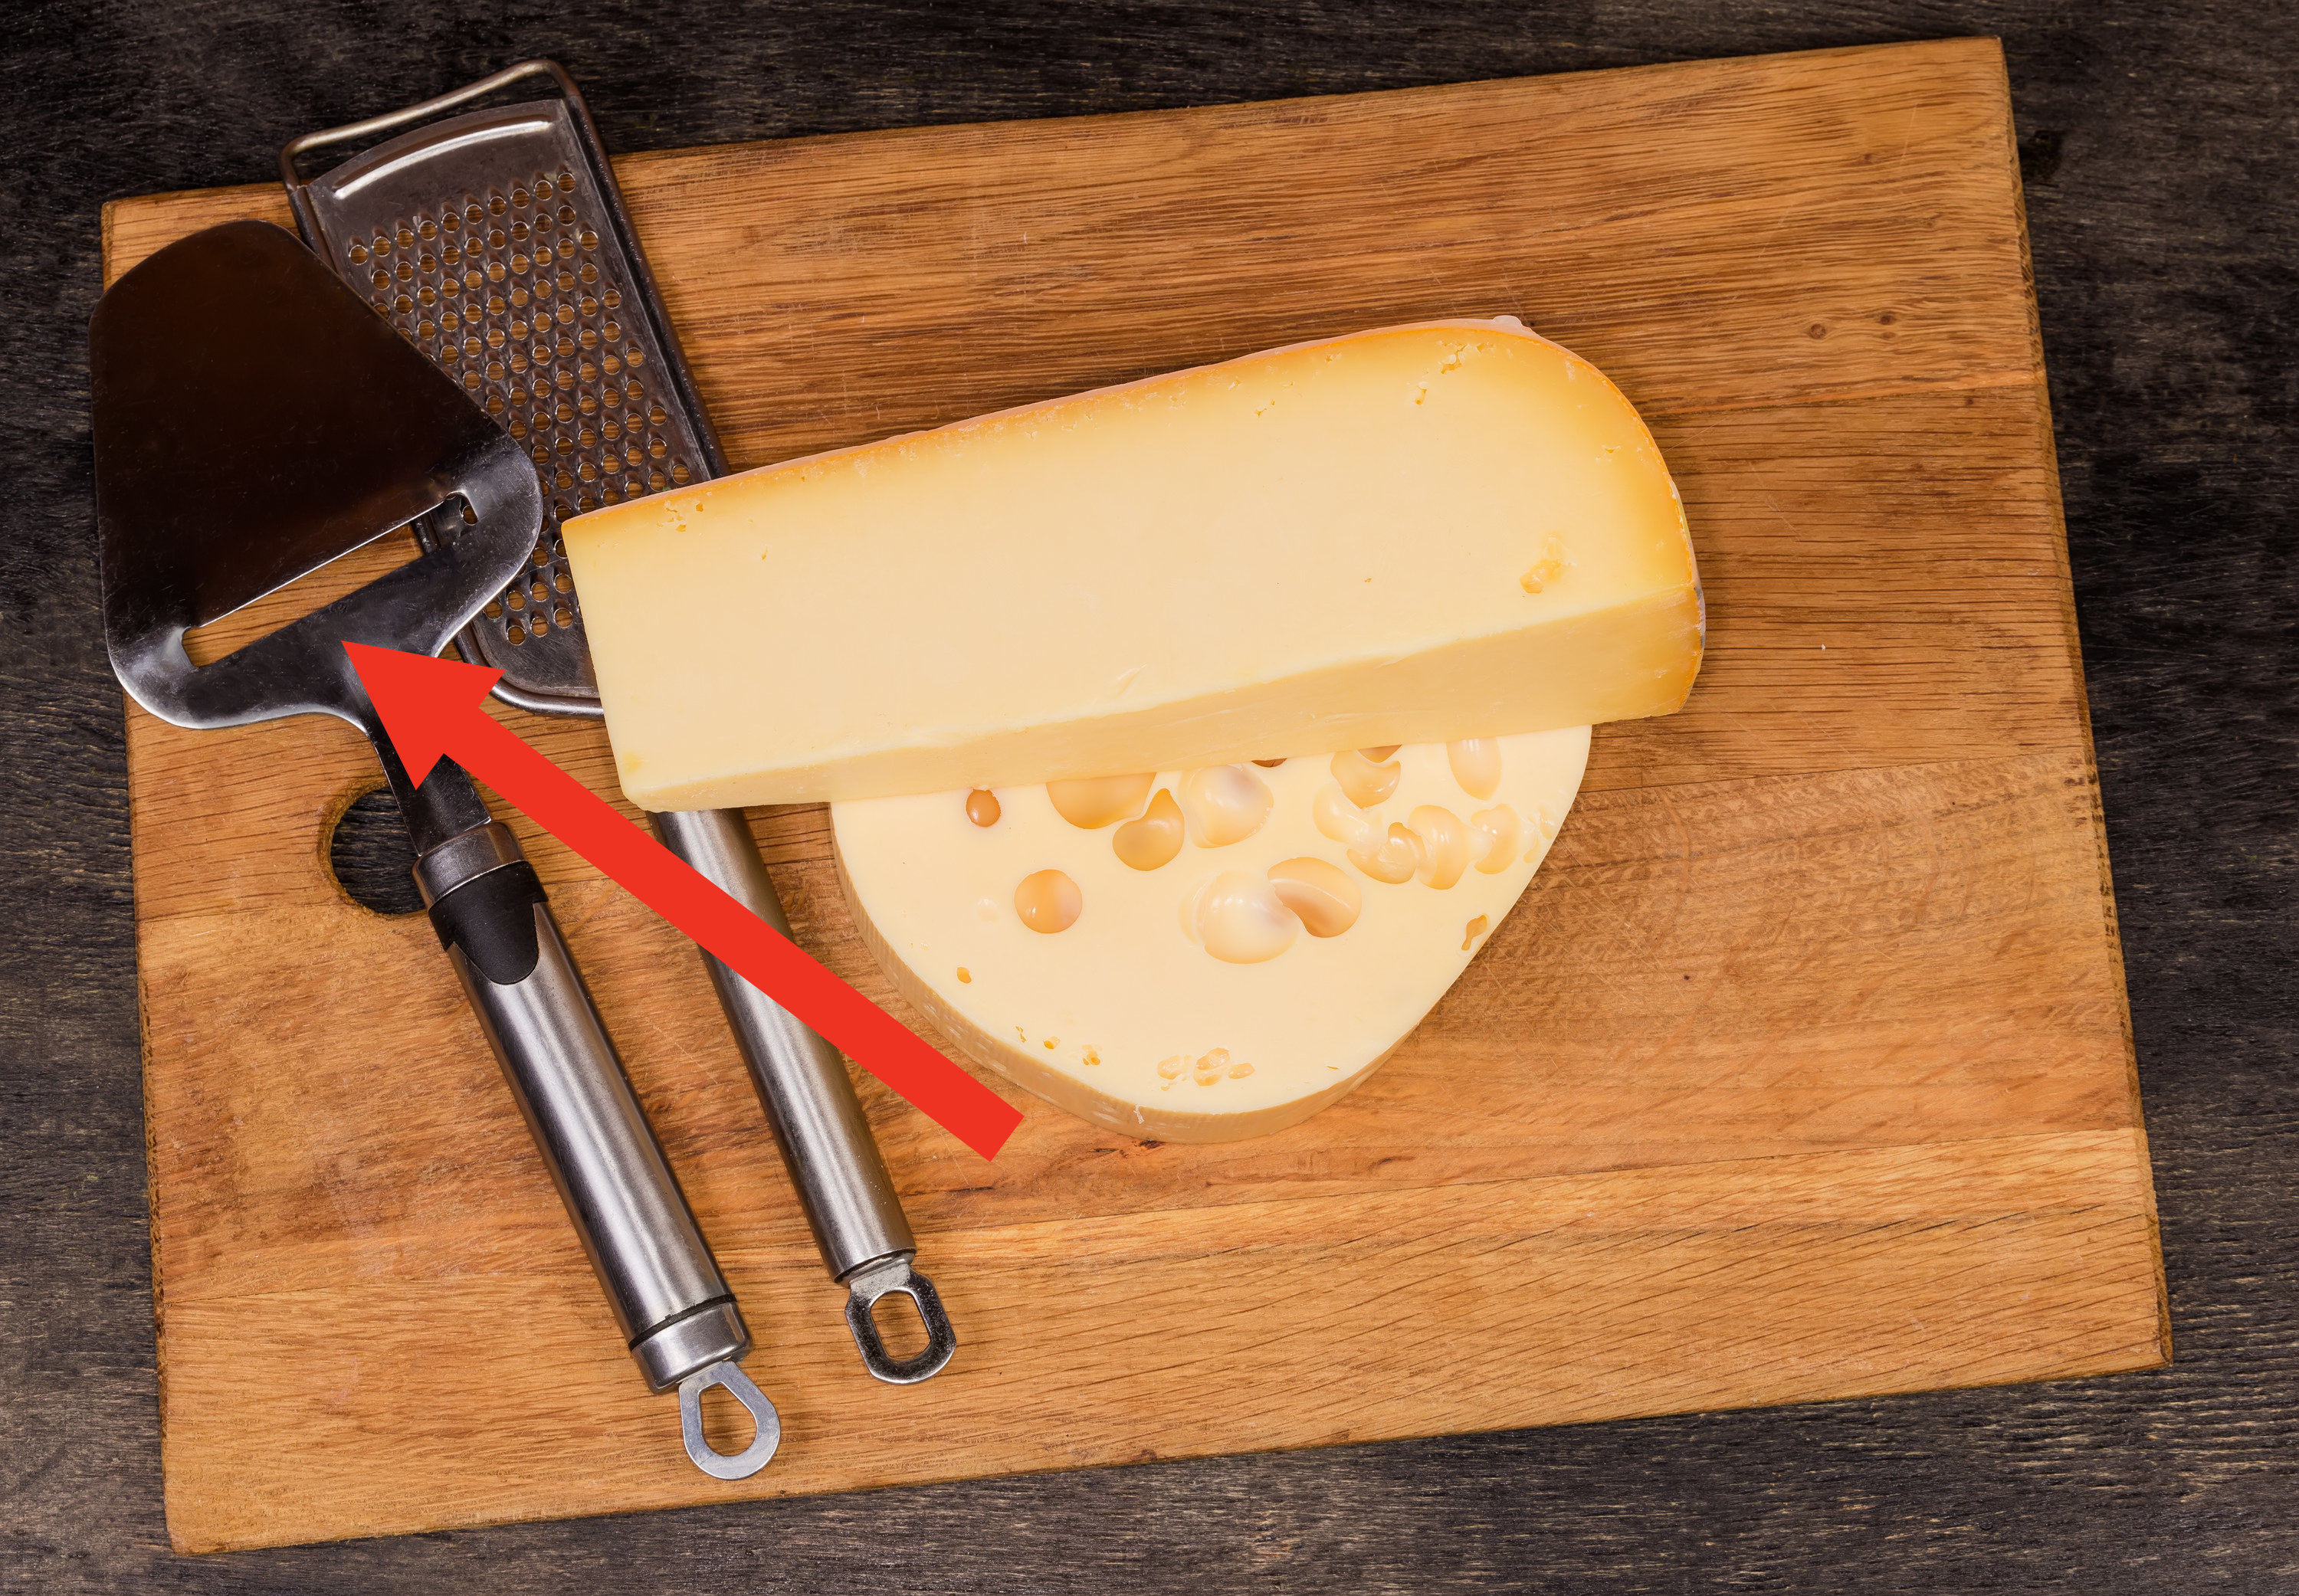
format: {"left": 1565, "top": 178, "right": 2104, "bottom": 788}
{"left": 92, "top": 219, "right": 777, "bottom": 1480}
{"left": 280, "top": 60, "right": 957, "bottom": 1385}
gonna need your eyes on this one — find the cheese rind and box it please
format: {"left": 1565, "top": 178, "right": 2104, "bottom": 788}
{"left": 566, "top": 320, "right": 1698, "bottom": 810}
{"left": 832, "top": 729, "right": 1592, "bottom": 1142}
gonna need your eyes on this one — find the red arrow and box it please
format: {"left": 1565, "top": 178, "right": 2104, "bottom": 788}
{"left": 345, "top": 641, "right": 1022, "bottom": 1160}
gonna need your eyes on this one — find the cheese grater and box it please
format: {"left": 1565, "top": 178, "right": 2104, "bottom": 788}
{"left": 282, "top": 61, "right": 956, "bottom": 1384}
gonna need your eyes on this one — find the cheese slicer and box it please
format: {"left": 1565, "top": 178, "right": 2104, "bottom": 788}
{"left": 277, "top": 59, "right": 956, "bottom": 1384}
{"left": 92, "top": 218, "right": 781, "bottom": 1480}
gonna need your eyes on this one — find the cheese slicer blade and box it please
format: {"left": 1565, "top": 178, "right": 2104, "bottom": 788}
{"left": 93, "top": 219, "right": 779, "bottom": 1479}
{"left": 280, "top": 60, "right": 957, "bottom": 1385}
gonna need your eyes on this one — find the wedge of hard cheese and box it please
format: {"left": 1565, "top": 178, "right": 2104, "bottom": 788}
{"left": 565, "top": 318, "right": 1700, "bottom": 811}
{"left": 834, "top": 731, "right": 1591, "bottom": 1142}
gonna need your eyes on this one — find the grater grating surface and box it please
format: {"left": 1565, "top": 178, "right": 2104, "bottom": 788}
{"left": 285, "top": 72, "right": 724, "bottom": 715}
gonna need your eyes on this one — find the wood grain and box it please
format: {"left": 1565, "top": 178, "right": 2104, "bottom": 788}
{"left": 100, "top": 37, "right": 2165, "bottom": 1554}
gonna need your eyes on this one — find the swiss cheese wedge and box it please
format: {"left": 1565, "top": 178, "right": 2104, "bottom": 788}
{"left": 565, "top": 319, "right": 1700, "bottom": 810}
{"left": 834, "top": 732, "right": 1591, "bottom": 1142}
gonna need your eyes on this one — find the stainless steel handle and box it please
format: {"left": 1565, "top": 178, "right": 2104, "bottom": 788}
{"left": 651, "top": 807, "right": 957, "bottom": 1384}
{"left": 419, "top": 822, "right": 780, "bottom": 1472}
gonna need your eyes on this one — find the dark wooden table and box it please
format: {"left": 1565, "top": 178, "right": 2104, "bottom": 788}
{"left": 3, "top": 2, "right": 2291, "bottom": 1589}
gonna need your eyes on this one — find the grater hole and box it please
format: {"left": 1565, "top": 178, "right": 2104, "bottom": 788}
{"left": 603, "top": 288, "right": 621, "bottom": 309}
{"left": 553, "top": 569, "right": 572, "bottom": 594}
{"left": 579, "top": 228, "right": 599, "bottom": 249}
{"left": 529, "top": 614, "right": 549, "bottom": 636}
{"left": 485, "top": 601, "right": 503, "bottom": 618}
{"left": 507, "top": 622, "right": 526, "bottom": 644}
{"left": 507, "top": 588, "right": 526, "bottom": 610}
{"left": 535, "top": 179, "right": 553, "bottom": 201}
{"left": 559, "top": 169, "right": 576, "bottom": 189}
{"left": 512, "top": 187, "right": 530, "bottom": 208}
{"left": 372, "top": 234, "right": 391, "bottom": 255}
{"left": 395, "top": 294, "right": 413, "bottom": 313}
{"left": 671, "top": 462, "right": 691, "bottom": 484}
{"left": 553, "top": 604, "right": 572, "bottom": 628}
{"left": 349, "top": 244, "right": 367, "bottom": 264}
{"left": 396, "top": 226, "right": 415, "bottom": 247}
{"left": 418, "top": 218, "right": 437, "bottom": 241}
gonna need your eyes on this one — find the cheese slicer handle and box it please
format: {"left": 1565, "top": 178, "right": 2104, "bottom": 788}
{"left": 651, "top": 806, "right": 959, "bottom": 1384}
{"left": 411, "top": 805, "right": 781, "bottom": 1475}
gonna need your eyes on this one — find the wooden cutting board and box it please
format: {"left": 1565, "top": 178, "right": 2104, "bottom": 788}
{"left": 105, "top": 37, "right": 2165, "bottom": 1555}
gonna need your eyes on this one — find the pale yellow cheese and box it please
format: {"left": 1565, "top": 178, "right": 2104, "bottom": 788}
{"left": 565, "top": 319, "right": 1699, "bottom": 811}
{"left": 833, "top": 731, "right": 1591, "bottom": 1142}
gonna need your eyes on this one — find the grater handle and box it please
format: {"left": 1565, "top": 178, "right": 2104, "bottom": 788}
{"left": 651, "top": 806, "right": 958, "bottom": 1385}
{"left": 412, "top": 808, "right": 780, "bottom": 1472}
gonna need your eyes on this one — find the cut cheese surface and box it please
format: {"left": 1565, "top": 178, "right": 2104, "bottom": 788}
{"left": 833, "top": 730, "right": 1592, "bottom": 1142}
{"left": 565, "top": 320, "right": 1699, "bottom": 810}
